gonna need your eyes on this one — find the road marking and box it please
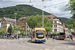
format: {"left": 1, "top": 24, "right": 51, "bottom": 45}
{"left": 40, "top": 49, "right": 43, "bottom": 50}
{"left": 2, "top": 45, "right": 7, "bottom": 48}
{"left": 40, "top": 49, "right": 56, "bottom": 50}
{"left": 0, "top": 45, "right": 7, "bottom": 48}
{"left": 52, "top": 49, "right": 56, "bottom": 50}
{"left": 7, "top": 40, "right": 10, "bottom": 44}
{"left": 45, "top": 49, "right": 50, "bottom": 50}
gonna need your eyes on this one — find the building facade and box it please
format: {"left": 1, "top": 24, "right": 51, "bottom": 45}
{"left": 17, "top": 17, "right": 26, "bottom": 30}
{"left": 18, "top": 15, "right": 65, "bottom": 33}
{"left": 1, "top": 17, "right": 16, "bottom": 32}
{"left": 45, "top": 15, "right": 65, "bottom": 33}
{"left": 17, "top": 17, "right": 32, "bottom": 32}
{"left": 0, "top": 18, "right": 2, "bottom": 30}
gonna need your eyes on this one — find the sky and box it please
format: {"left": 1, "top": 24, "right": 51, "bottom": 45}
{"left": 0, "top": 0, "right": 72, "bottom": 18}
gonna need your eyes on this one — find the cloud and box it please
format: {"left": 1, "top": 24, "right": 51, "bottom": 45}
{"left": 0, "top": 0, "right": 71, "bottom": 18}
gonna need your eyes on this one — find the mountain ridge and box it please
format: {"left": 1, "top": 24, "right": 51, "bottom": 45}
{"left": 0, "top": 4, "right": 51, "bottom": 19}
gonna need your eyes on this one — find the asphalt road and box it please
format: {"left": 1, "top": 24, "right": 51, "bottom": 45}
{"left": 0, "top": 38, "right": 75, "bottom": 50}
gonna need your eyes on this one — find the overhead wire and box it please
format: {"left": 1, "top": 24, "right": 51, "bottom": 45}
{"left": 0, "top": 0, "right": 52, "bottom": 3}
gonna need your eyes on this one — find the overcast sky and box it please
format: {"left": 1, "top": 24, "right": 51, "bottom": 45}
{"left": 0, "top": 0, "right": 72, "bottom": 18}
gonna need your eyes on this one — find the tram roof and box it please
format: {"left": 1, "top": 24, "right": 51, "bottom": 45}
{"left": 33, "top": 28, "right": 46, "bottom": 31}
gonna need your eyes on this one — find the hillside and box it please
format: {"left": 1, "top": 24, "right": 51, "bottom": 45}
{"left": 58, "top": 17, "right": 71, "bottom": 22}
{"left": 0, "top": 4, "right": 50, "bottom": 19}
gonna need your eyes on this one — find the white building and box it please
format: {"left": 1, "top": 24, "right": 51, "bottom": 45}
{"left": 52, "top": 19, "right": 64, "bottom": 32}
{"left": 45, "top": 15, "right": 65, "bottom": 33}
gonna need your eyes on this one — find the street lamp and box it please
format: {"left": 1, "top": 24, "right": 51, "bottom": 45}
{"left": 14, "top": 13, "right": 17, "bottom": 26}
{"left": 14, "top": 13, "right": 18, "bottom": 40}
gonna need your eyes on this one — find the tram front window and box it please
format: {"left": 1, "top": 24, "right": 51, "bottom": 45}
{"left": 60, "top": 33, "right": 65, "bottom": 35}
{"left": 36, "top": 30, "right": 44, "bottom": 38}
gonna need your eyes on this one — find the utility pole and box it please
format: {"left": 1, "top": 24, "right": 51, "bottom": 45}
{"left": 42, "top": 0, "right": 44, "bottom": 28}
{"left": 26, "top": 22, "right": 27, "bottom": 37}
{"left": 14, "top": 13, "right": 18, "bottom": 40}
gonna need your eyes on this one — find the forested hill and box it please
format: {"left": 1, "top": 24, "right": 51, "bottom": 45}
{"left": 58, "top": 17, "right": 71, "bottom": 22}
{"left": 0, "top": 4, "right": 51, "bottom": 19}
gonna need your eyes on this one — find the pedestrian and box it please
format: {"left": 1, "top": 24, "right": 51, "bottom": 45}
{"left": 18, "top": 36, "right": 20, "bottom": 40}
{"left": 53, "top": 36, "right": 55, "bottom": 41}
{"left": 70, "top": 34, "right": 73, "bottom": 41}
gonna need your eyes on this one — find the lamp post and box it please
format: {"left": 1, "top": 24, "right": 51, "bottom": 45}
{"left": 14, "top": 13, "right": 17, "bottom": 26}
{"left": 14, "top": 13, "right": 18, "bottom": 40}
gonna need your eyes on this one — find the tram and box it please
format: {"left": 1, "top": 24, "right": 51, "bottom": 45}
{"left": 55, "top": 32, "right": 66, "bottom": 40}
{"left": 31, "top": 28, "right": 46, "bottom": 42}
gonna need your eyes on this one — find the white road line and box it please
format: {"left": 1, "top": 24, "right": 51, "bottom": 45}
{"left": 40, "top": 49, "right": 56, "bottom": 50}
{"left": 45, "top": 49, "right": 50, "bottom": 50}
{"left": 40, "top": 49, "right": 43, "bottom": 50}
{"left": 7, "top": 40, "right": 10, "bottom": 44}
{"left": 0, "top": 45, "right": 7, "bottom": 48}
{"left": 2, "top": 45, "right": 7, "bottom": 48}
{"left": 52, "top": 48, "right": 56, "bottom": 50}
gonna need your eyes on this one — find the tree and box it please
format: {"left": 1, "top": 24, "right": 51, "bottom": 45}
{"left": 0, "top": 4, "right": 50, "bottom": 19}
{"left": 13, "top": 26, "right": 22, "bottom": 32}
{"left": 26, "top": 15, "right": 53, "bottom": 29}
{"left": 68, "top": 24, "right": 73, "bottom": 29}
{"left": 26, "top": 15, "right": 53, "bottom": 39}
{"left": 0, "top": 30, "right": 6, "bottom": 35}
{"left": 8, "top": 24, "right": 12, "bottom": 35}
{"left": 20, "top": 31, "right": 25, "bottom": 35}
{"left": 66, "top": 0, "right": 75, "bottom": 29}
{"left": 66, "top": 0, "right": 75, "bottom": 19}
{"left": 44, "top": 19, "right": 53, "bottom": 32}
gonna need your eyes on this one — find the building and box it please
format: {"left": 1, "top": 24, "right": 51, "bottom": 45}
{"left": 0, "top": 18, "right": 2, "bottom": 30}
{"left": 17, "top": 17, "right": 27, "bottom": 30}
{"left": 18, "top": 15, "right": 65, "bottom": 33}
{"left": 45, "top": 15, "right": 65, "bottom": 33}
{"left": 17, "top": 17, "right": 32, "bottom": 32}
{"left": 1, "top": 17, "right": 16, "bottom": 32}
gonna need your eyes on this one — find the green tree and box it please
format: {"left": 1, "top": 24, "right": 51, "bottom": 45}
{"left": 68, "top": 24, "right": 73, "bottom": 29}
{"left": 26, "top": 15, "right": 53, "bottom": 30}
{"left": 26, "top": 15, "right": 53, "bottom": 39}
{"left": 0, "top": 4, "right": 50, "bottom": 19}
{"left": 0, "top": 30, "right": 6, "bottom": 35}
{"left": 8, "top": 24, "right": 12, "bottom": 35}
{"left": 65, "top": 21, "right": 73, "bottom": 25}
{"left": 13, "top": 26, "right": 22, "bottom": 32}
{"left": 66, "top": 0, "right": 75, "bottom": 19}
{"left": 20, "top": 31, "right": 25, "bottom": 35}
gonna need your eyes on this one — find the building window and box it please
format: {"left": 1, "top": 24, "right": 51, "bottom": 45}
{"left": 21, "top": 26, "right": 25, "bottom": 28}
{"left": 54, "top": 29, "right": 57, "bottom": 32}
{"left": 54, "top": 25, "right": 57, "bottom": 27}
{"left": 48, "top": 17, "right": 50, "bottom": 19}
{"left": 53, "top": 18, "right": 56, "bottom": 19}
{"left": 54, "top": 21, "right": 57, "bottom": 23}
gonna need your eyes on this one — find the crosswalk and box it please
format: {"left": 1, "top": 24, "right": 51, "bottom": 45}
{"left": 40, "top": 49, "right": 56, "bottom": 50}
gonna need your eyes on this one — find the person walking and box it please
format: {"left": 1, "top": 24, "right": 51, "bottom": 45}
{"left": 53, "top": 36, "right": 55, "bottom": 41}
{"left": 70, "top": 34, "right": 73, "bottom": 41}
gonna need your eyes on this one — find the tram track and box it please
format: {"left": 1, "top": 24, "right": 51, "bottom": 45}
{"left": 18, "top": 38, "right": 75, "bottom": 50}
{"left": 18, "top": 39, "right": 55, "bottom": 50}
{"left": 18, "top": 40, "right": 40, "bottom": 50}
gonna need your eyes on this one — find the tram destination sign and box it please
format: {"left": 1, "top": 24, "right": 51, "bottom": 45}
{"left": 36, "top": 30, "right": 44, "bottom": 33}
